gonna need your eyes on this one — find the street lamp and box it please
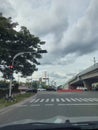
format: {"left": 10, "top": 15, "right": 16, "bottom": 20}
{"left": 8, "top": 50, "right": 47, "bottom": 98}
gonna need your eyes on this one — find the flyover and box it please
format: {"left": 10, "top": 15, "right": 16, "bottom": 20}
{"left": 66, "top": 63, "right": 98, "bottom": 90}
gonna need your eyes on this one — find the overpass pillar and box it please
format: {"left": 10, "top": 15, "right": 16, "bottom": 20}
{"left": 83, "top": 80, "right": 92, "bottom": 90}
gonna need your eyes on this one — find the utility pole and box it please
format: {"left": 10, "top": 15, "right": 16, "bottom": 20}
{"left": 42, "top": 71, "right": 49, "bottom": 86}
{"left": 93, "top": 57, "right": 96, "bottom": 66}
{"left": 48, "top": 74, "right": 49, "bottom": 87}
{"left": 44, "top": 71, "right": 47, "bottom": 85}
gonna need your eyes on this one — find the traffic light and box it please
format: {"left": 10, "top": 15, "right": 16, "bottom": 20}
{"left": 9, "top": 65, "right": 14, "bottom": 69}
{"left": 9, "top": 65, "right": 14, "bottom": 78}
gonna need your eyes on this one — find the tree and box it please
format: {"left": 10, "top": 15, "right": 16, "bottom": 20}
{"left": 0, "top": 13, "right": 47, "bottom": 78}
{"left": 32, "top": 81, "right": 38, "bottom": 89}
{"left": 12, "top": 81, "right": 20, "bottom": 93}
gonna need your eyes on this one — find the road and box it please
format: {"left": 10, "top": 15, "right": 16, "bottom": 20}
{"left": 0, "top": 91, "right": 98, "bottom": 125}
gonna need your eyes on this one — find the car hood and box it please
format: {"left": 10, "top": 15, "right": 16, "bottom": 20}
{"left": 2, "top": 116, "right": 98, "bottom": 126}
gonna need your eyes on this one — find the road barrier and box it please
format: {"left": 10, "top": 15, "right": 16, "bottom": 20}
{"left": 57, "top": 89, "right": 83, "bottom": 92}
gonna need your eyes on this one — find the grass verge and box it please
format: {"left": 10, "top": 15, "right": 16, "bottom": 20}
{"left": 0, "top": 93, "right": 35, "bottom": 109}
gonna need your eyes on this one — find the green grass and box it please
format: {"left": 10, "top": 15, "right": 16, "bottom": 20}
{"left": 0, "top": 93, "right": 34, "bottom": 109}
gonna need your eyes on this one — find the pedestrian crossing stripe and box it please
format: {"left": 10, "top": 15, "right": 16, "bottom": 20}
{"left": 93, "top": 98, "right": 98, "bottom": 101}
{"left": 34, "top": 99, "right": 40, "bottom": 103}
{"left": 40, "top": 99, "right": 44, "bottom": 102}
{"left": 61, "top": 98, "right": 65, "bottom": 102}
{"left": 85, "top": 98, "right": 94, "bottom": 102}
{"left": 74, "top": 98, "right": 82, "bottom": 102}
{"left": 65, "top": 98, "right": 71, "bottom": 102}
{"left": 51, "top": 99, "right": 54, "bottom": 102}
{"left": 30, "top": 99, "right": 36, "bottom": 103}
{"left": 30, "top": 98, "right": 98, "bottom": 103}
{"left": 45, "top": 98, "right": 49, "bottom": 102}
{"left": 70, "top": 98, "right": 76, "bottom": 102}
{"left": 79, "top": 98, "right": 88, "bottom": 102}
{"left": 56, "top": 98, "right": 60, "bottom": 102}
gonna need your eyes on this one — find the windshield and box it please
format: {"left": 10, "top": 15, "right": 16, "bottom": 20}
{"left": 0, "top": 0, "right": 98, "bottom": 127}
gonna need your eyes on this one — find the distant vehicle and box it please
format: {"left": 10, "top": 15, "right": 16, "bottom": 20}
{"left": 26, "top": 88, "right": 37, "bottom": 93}
{"left": 57, "top": 87, "right": 63, "bottom": 90}
{"left": 37, "top": 88, "right": 46, "bottom": 91}
{"left": 92, "top": 87, "right": 98, "bottom": 91}
{"left": 83, "top": 89, "right": 87, "bottom": 91}
{"left": 77, "top": 87, "right": 87, "bottom": 91}
{"left": 46, "top": 88, "right": 56, "bottom": 91}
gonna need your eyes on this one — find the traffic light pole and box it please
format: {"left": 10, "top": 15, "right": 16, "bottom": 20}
{"left": 8, "top": 52, "right": 31, "bottom": 99}
{"left": 8, "top": 50, "right": 47, "bottom": 100}
{"left": 9, "top": 78, "right": 12, "bottom": 97}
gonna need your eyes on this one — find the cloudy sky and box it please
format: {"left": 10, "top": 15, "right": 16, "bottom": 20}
{"left": 0, "top": 0, "right": 98, "bottom": 85}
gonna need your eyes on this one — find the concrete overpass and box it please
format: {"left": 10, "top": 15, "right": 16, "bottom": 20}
{"left": 67, "top": 63, "right": 98, "bottom": 90}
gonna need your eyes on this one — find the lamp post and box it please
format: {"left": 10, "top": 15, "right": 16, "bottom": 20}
{"left": 8, "top": 50, "right": 47, "bottom": 98}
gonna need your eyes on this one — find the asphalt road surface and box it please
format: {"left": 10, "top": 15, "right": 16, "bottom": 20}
{"left": 0, "top": 91, "right": 98, "bottom": 125}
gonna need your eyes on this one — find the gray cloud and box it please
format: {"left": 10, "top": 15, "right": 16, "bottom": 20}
{"left": 58, "top": 0, "right": 98, "bottom": 55}
{"left": 63, "top": 39, "right": 98, "bottom": 57}
{"left": 0, "top": 0, "right": 98, "bottom": 67}
{"left": 40, "top": 0, "right": 98, "bottom": 65}
{"left": 0, "top": 0, "right": 16, "bottom": 17}
{"left": 40, "top": 51, "right": 76, "bottom": 66}
{"left": 40, "top": 54, "right": 75, "bottom": 65}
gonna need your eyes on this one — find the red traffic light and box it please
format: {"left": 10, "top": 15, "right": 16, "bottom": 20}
{"left": 9, "top": 65, "right": 14, "bottom": 69}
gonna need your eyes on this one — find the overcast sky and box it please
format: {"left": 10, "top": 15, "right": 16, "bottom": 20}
{"left": 0, "top": 0, "right": 98, "bottom": 85}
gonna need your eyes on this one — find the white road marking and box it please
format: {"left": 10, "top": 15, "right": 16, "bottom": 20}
{"left": 86, "top": 98, "right": 94, "bottom": 102}
{"left": 93, "top": 98, "right": 98, "bottom": 102}
{"left": 74, "top": 98, "right": 82, "bottom": 102}
{"left": 45, "top": 98, "right": 49, "bottom": 102}
{"left": 65, "top": 98, "right": 71, "bottom": 102}
{"left": 70, "top": 98, "right": 76, "bottom": 102}
{"left": 34, "top": 98, "right": 40, "bottom": 103}
{"left": 61, "top": 98, "right": 65, "bottom": 102}
{"left": 51, "top": 98, "right": 54, "bottom": 102}
{"left": 79, "top": 98, "right": 88, "bottom": 102}
{"left": 56, "top": 98, "right": 60, "bottom": 102}
{"left": 30, "top": 97, "right": 98, "bottom": 104}
{"left": 40, "top": 99, "right": 45, "bottom": 102}
{"left": 83, "top": 98, "right": 89, "bottom": 101}
{"left": 30, "top": 99, "right": 36, "bottom": 103}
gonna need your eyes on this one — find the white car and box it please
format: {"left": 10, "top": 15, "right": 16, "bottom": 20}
{"left": 37, "top": 88, "right": 46, "bottom": 91}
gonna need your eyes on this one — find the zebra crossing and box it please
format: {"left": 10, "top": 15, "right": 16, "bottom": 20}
{"left": 30, "top": 97, "right": 98, "bottom": 104}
